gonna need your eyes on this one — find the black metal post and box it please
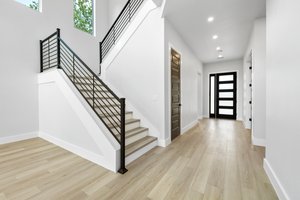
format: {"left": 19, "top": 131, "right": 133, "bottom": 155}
{"left": 57, "top": 28, "right": 61, "bottom": 69}
{"left": 99, "top": 42, "right": 102, "bottom": 75}
{"left": 128, "top": 1, "right": 132, "bottom": 21}
{"left": 72, "top": 54, "right": 75, "bottom": 81}
{"left": 118, "top": 98, "right": 128, "bottom": 174}
{"left": 93, "top": 76, "right": 95, "bottom": 108}
{"left": 40, "top": 40, "right": 43, "bottom": 73}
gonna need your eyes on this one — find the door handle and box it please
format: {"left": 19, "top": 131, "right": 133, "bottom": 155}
{"left": 179, "top": 103, "right": 182, "bottom": 107}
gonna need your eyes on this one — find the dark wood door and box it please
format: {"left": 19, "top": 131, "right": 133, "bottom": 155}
{"left": 171, "top": 49, "right": 181, "bottom": 141}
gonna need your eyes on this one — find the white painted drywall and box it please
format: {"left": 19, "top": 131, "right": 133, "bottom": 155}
{"left": 108, "top": 0, "right": 128, "bottom": 27}
{"left": 203, "top": 59, "right": 244, "bottom": 120}
{"left": 243, "top": 18, "right": 266, "bottom": 145}
{"left": 0, "top": 0, "right": 110, "bottom": 139}
{"left": 265, "top": 0, "right": 300, "bottom": 199}
{"left": 164, "top": 19, "right": 203, "bottom": 139}
{"left": 105, "top": 8, "right": 165, "bottom": 141}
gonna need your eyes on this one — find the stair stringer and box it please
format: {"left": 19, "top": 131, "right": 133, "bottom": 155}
{"left": 38, "top": 69, "right": 121, "bottom": 172}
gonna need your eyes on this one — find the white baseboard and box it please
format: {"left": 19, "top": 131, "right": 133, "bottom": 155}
{"left": 252, "top": 135, "right": 266, "bottom": 147}
{"left": 158, "top": 137, "right": 171, "bottom": 147}
{"left": 39, "top": 132, "right": 114, "bottom": 172}
{"left": 126, "top": 139, "right": 158, "bottom": 165}
{"left": 0, "top": 132, "right": 38, "bottom": 145}
{"left": 181, "top": 120, "right": 198, "bottom": 135}
{"left": 264, "top": 159, "right": 290, "bottom": 200}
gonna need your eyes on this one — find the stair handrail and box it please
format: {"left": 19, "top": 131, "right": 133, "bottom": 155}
{"left": 99, "top": 0, "right": 144, "bottom": 74}
{"left": 40, "top": 29, "right": 128, "bottom": 174}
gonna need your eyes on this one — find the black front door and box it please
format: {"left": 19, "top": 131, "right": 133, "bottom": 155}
{"left": 210, "top": 72, "right": 237, "bottom": 120}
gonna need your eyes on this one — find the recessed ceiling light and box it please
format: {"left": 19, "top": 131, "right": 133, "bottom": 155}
{"left": 207, "top": 16, "right": 214, "bottom": 23}
{"left": 218, "top": 55, "right": 224, "bottom": 59}
{"left": 212, "top": 35, "right": 219, "bottom": 40}
{"left": 216, "top": 46, "right": 222, "bottom": 51}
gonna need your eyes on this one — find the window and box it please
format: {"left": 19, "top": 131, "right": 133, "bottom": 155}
{"left": 15, "top": 0, "right": 40, "bottom": 11}
{"left": 74, "top": 0, "right": 94, "bottom": 35}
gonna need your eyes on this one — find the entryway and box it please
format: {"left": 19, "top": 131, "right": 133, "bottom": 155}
{"left": 209, "top": 72, "right": 237, "bottom": 120}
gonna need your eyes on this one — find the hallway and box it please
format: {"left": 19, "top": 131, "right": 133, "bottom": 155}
{"left": 0, "top": 119, "right": 277, "bottom": 200}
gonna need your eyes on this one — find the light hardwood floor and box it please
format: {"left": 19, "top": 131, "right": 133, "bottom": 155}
{"left": 0, "top": 119, "right": 278, "bottom": 200}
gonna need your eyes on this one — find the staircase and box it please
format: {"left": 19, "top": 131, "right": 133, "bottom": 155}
{"left": 39, "top": 28, "right": 157, "bottom": 174}
{"left": 73, "top": 76, "right": 157, "bottom": 157}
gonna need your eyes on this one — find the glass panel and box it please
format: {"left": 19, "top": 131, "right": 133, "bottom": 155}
{"left": 15, "top": 0, "right": 39, "bottom": 11}
{"left": 219, "top": 75, "right": 234, "bottom": 82}
{"left": 219, "top": 83, "right": 234, "bottom": 90}
{"left": 219, "top": 92, "right": 233, "bottom": 98}
{"left": 210, "top": 76, "right": 215, "bottom": 114}
{"left": 219, "top": 101, "right": 233, "bottom": 107}
{"left": 219, "top": 109, "right": 233, "bottom": 115}
{"left": 74, "top": 0, "right": 94, "bottom": 35}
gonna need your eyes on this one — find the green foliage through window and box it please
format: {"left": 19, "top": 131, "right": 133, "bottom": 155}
{"left": 29, "top": 1, "right": 39, "bottom": 10}
{"left": 74, "top": 0, "right": 94, "bottom": 35}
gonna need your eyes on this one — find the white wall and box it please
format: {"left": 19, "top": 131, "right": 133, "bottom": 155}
{"left": 243, "top": 18, "right": 266, "bottom": 146}
{"left": 105, "top": 8, "right": 166, "bottom": 142}
{"left": 0, "top": 0, "right": 109, "bottom": 139}
{"left": 203, "top": 59, "right": 244, "bottom": 120}
{"left": 108, "top": 0, "right": 128, "bottom": 26}
{"left": 264, "top": 0, "right": 300, "bottom": 199}
{"left": 164, "top": 19, "right": 203, "bottom": 140}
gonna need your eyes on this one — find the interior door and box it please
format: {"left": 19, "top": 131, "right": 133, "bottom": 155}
{"left": 210, "top": 72, "right": 237, "bottom": 120}
{"left": 171, "top": 49, "right": 181, "bottom": 141}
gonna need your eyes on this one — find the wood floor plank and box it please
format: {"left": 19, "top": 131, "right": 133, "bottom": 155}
{"left": 0, "top": 119, "right": 278, "bottom": 200}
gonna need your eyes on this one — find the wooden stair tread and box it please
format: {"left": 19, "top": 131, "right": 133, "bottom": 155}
{"left": 99, "top": 111, "right": 132, "bottom": 119}
{"left": 125, "top": 136, "right": 157, "bottom": 157}
{"left": 116, "top": 127, "right": 148, "bottom": 139}
{"left": 108, "top": 118, "right": 140, "bottom": 129}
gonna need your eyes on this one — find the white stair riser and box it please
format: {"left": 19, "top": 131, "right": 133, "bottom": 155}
{"left": 125, "top": 140, "right": 158, "bottom": 165}
{"left": 125, "top": 121, "right": 140, "bottom": 131}
{"left": 126, "top": 130, "right": 148, "bottom": 146}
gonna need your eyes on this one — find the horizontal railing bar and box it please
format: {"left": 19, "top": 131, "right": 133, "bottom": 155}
{"left": 59, "top": 66, "right": 122, "bottom": 143}
{"left": 60, "top": 39, "right": 121, "bottom": 101}
{"left": 101, "top": 0, "right": 131, "bottom": 43}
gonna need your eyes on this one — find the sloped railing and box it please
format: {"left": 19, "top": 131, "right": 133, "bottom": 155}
{"left": 40, "top": 29, "right": 128, "bottom": 174}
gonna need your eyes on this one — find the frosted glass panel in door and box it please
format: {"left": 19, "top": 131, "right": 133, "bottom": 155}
{"left": 219, "top": 83, "right": 234, "bottom": 90}
{"left": 219, "top": 92, "right": 233, "bottom": 98}
{"left": 219, "top": 75, "right": 234, "bottom": 82}
{"left": 219, "top": 101, "right": 234, "bottom": 107}
{"left": 219, "top": 109, "right": 233, "bottom": 115}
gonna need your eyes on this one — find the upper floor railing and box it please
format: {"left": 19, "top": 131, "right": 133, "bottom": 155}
{"left": 99, "top": 0, "right": 144, "bottom": 73}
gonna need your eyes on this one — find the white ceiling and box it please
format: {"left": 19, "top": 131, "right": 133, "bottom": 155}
{"left": 163, "top": 0, "right": 266, "bottom": 64}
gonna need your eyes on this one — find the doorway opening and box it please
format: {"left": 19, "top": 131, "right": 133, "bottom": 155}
{"left": 209, "top": 72, "right": 237, "bottom": 120}
{"left": 171, "top": 48, "right": 181, "bottom": 141}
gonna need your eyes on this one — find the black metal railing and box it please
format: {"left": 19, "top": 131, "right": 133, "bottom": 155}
{"left": 40, "top": 29, "right": 128, "bottom": 174}
{"left": 99, "top": 0, "right": 144, "bottom": 72}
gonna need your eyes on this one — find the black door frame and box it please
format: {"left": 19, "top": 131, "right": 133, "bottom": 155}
{"left": 209, "top": 72, "right": 237, "bottom": 120}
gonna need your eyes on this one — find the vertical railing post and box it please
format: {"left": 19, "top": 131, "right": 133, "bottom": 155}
{"left": 128, "top": 1, "right": 132, "bottom": 21}
{"left": 57, "top": 28, "right": 61, "bottom": 69}
{"left": 118, "top": 98, "right": 128, "bottom": 174}
{"left": 40, "top": 40, "right": 43, "bottom": 73}
{"left": 99, "top": 42, "right": 102, "bottom": 75}
{"left": 72, "top": 54, "right": 75, "bottom": 81}
{"left": 93, "top": 76, "right": 95, "bottom": 108}
{"left": 113, "top": 27, "right": 116, "bottom": 44}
